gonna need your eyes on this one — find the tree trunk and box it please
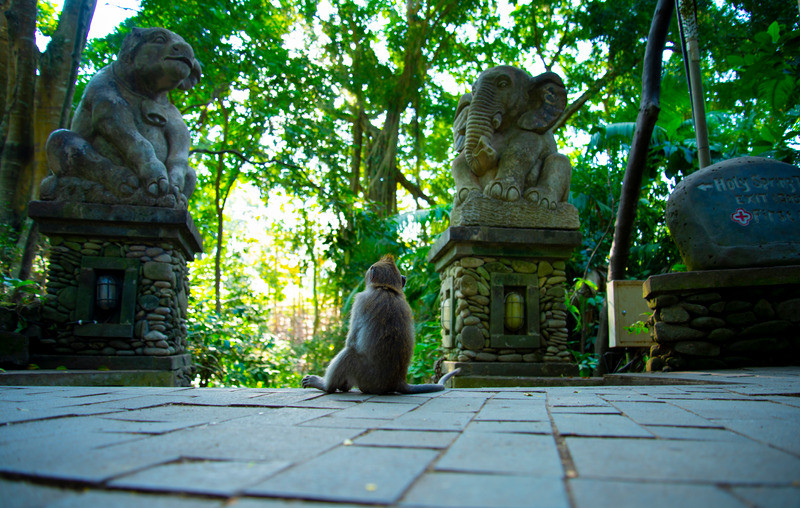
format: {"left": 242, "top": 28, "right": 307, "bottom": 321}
{"left": 350, "top": 100, "right": 364, "bottom": 195}
{"left": 0, "top": 0, "right": 10, "bottom": 131}
{"left": 14, "top": 0, "right": 96, "bottom": 280}
{"left": 1, "top": 0, "right": 95, "bottom": 279}
{"left": 595, "top": 0, "right": 674, "bottom": 375}
{"left": 0, "top": 0, "right": 37, "bottom": 233}
{"left": 24, "top": 0, "right": 96, "bottom": 207}
{"left": 364, "top": 3, "right": 428, "bottom": 216}
{"left": 214, "top": 149, "right": 225, "bottom": 315}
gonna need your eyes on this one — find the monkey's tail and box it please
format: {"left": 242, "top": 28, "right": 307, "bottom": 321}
{"left": 400, "top": 368, "right": 461, "bottom": 394}
{"left": 437, "top": 368, "right": 461, "bottom": 386}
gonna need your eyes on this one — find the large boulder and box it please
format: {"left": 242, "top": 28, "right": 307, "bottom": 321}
{"left": 666, "top": 156, "right": 800, "bottom": 270}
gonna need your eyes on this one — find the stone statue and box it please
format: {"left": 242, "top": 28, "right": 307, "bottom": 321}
{"left": 40, "top": 27, "right": 202, "bottom": 209}
{"left": 450, "top": 65, "right": 578, "bottom": 229}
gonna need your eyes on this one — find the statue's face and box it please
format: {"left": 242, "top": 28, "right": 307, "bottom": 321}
{"left": 131, "top": 28, "right": 197, "bottom": 93}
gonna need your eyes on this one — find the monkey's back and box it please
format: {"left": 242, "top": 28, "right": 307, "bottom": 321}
{"left": 350, "top": 288, "right": 415, "bottom": 394}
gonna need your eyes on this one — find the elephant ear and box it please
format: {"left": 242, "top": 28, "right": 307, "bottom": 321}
{"left": 452, "top": 92, "right": 471, "bottom": 153}
{"left": 517, "top": 72, "right": 567, "bottom": 134}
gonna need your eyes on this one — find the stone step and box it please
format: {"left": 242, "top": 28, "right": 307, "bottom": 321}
{"left": 0, "top": 369, "right": 178, "bottom": 387}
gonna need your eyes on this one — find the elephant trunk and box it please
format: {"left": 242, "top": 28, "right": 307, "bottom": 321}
{"left": 464, "top": 83, "right": 498, "bottom": 177}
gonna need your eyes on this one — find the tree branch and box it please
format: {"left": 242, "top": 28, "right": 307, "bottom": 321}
{"left": 190, "top": 148, "right": 301, "bottom": 170}
{"left": 395, "top": 167, "right": 436, "bottom": 207}
{"left": 552, "top": 55, "right": 642, "bottom": 132}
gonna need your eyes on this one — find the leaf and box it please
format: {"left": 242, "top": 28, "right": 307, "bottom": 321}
{"left": 767, "top": 21, "right": 780, "bottom": 44}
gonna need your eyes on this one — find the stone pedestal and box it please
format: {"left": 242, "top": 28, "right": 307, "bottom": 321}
{"left": 428, "top": 226, "right": 582, "bottom": 385}
{"left": 28, "top": 201, "right": 203, "bottom": 386}
{"left": 643, "top": 265, "right": 800, "bottom": 371}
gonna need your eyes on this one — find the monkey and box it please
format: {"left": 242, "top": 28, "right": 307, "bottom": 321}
{"left": 302, "top": 255, "right": 460, "bottom": 395}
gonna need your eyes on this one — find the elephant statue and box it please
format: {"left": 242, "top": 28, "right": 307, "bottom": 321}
{"left": 40, "top": 27, "right": 201, "bottom": 209}
{"left": 451, "top": 65, "right": 572, "bottom": 211}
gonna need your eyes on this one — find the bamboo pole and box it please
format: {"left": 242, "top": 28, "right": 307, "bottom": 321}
{"left": 677, "top": 0, "right": 712, "bottom": 169}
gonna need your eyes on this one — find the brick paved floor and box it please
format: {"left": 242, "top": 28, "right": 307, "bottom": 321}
{"left": 1, "top": 367, "right": 799, "bottom": 507}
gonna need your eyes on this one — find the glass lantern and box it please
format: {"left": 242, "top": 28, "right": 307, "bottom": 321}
{"left": 441, "top": 297, "right": 451, "bottom": 332}
{"left": 96, "top": 274, "right": 119, "bottom": 311}
{"left": 504, "top": 292, "right": 524, "bottom": 332}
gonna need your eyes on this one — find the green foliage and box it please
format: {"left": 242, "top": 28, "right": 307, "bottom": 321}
{"left": 294, "top": 323, "right": 347, "bottom": 380}
{"left": 64, "top": 0, "right": 800, "bottom": 385}
{"left": 408, "top": 321, "right": 441, "bottom": 384}
{"left": 187, "top": 300, "right": 300, "bottom": 388}
{"left": 571, "top": 350, "right": 599, "bottom": 378}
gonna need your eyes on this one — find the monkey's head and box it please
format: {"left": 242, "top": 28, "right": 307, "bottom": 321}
{"left": 116, "top": 27, "right": 202, "bottom": 96}
{"left": 366, "top": 255, "right": 406, "bottom": 293}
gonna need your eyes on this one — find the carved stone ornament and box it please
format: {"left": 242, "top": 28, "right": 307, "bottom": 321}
{"left": 450, "top": 65, "right": 578, "bottom": 229}
{"left": 40, "top": 27, "right": 202, "bottom": 209}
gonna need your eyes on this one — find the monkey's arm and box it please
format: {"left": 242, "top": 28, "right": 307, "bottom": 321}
{"left": 301, "top": 374, "right": 326, "bottom": 391}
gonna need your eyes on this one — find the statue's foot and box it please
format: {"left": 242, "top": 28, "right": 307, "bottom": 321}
{"left": 455, "top": 186, "right": 482, "bottom": 206}
{"left": 146, "top": 177, "right": 170, "bottom": 197}
{"left": 39, "top": 176, "right": 58, "bottom": 200}
{"left": 524, "top": 187, "right": 559, "bottom": 210}
{"left": 485, "top": 177, "right": 521, "bottom": 201}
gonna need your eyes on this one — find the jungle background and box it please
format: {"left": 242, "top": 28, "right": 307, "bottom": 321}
{"left": 1, "top": 0, "right": 798, "bottom": 386}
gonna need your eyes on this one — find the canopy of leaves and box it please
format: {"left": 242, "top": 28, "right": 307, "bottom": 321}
{"left": 58, "top": 0, "right": 800, "bottom": 385}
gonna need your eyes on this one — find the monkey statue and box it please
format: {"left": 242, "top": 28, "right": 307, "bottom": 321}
{"left": 302, "top": 255, "right": 459, "bottom": 394}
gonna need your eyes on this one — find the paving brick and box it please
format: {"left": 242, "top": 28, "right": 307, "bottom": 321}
{"left": 464, "top": 420, "right": 552, "bottom": 434}
{"left": 332, "top": 401, "right": 419, "bottom": 419}
{"left": 414, "top": 396, "right": 488, "bottom": 414}
{"left": 245, "top": 445, "right": 438, "bottom": 504}
{"left": 567, "top": 437, "right": 800, "bottom": 484}
{"left": 766, "top": 395, "right": 800, "bottom": 408}
{"left": 549, "top": 405, "right": 621, "bottom": 414}
{"left": 368, "top": 392, "right": 444, "bottom": 403}
{"left": 570, "top": 478, "right": 746, "bottom": 508}
{"left": 435, "top": 431, "right": 562, "bottom": 476}
{"left": 0, "top": 415, "right": 148, "bottom": 449}
{"left": 551, "top": 413, "right": 653, "bottom": 438}
{"left": 45, "top": 490, "right": 224, "bottom": 507}
{"left": 355, "top": 430, "right": 458, "bottom": 449}
{"left": 610, "top": 401, "right": 718, "bottom": 427}
{"left": 715, "top": 417, "right": 800, "bottom": 456}
{"left": 731, "top": 486, "right": 800, "bottom": 508}
{"left": 473, "top": 399, "right": 549, "bottom": 421}
{"left": 668, "top": 399, "right": 800, "bottom": 421}
{"left": 110, "top": 459, "right": 291, "bottom": 496}
{"left": 0, "top": 433, "right": 178, "bottom": 483}
{"left": 491, "top": 391, "right": 546, "bottom": 400}
{"left": 120, "top": 422, "right": 359, "bottom": 463}
{"left": 299, "top": 415, "right": 391, "bottom": 429}
{"left": 400, "top": 472, "right": 569, "bottom": 508}
{"left": 642, "top": 425, "right": 743, "bottom": 441}
{"left": 381, "top": 408, "right": 474, "bottom": 431}
{"left": 0, "top": 477, "right": 86, "bottom": 508}
{"left": 0, "top": 400, "right": 123, "bottom": 424}
{"left": 599, "top": 393, "right": 661, "bottom": 402}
